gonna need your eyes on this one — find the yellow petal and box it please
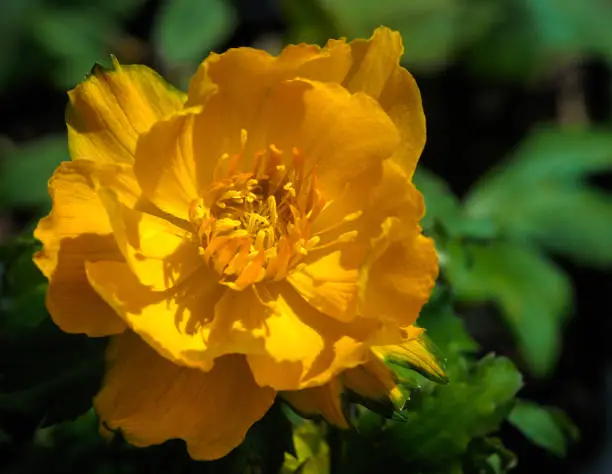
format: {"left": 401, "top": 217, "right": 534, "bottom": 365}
{"left": 95, "top": 331, "right": 275, "bottom": 460}
{"left": 256, "top": 78, "right": 400, "bottom": 198}
{"left": 373, "top": 328, "right": 448, "bottom": 384}
{"left": 343, "top": 354, "right": 405, "bottom": 411}
{"left": 97, "top": 187, "right": 201, "bottom": 291}
{"left": 282, "top": 377, "right": 349, "bottom": 428}
{"left": 344, "top": 27, "right": 404, "bottom": 98}
{"left": 132, "top": 107, "right": 222, "bottom": 221}
{"left": 359, "top": 216, "right": 438, "bottom": 327}
{"left": 33, "top": 160, "right": 135, "bottom": 336}
{"left": 67, "top": 60, "right": 186, "bottom": 165}
{"left": 287, "top": 250, "right": 359, "bottom": 322}
{"left": 344, "top": 27, "right": 425, "bottom": 178}
{"left": 206, "top": 286, "right": 269, "bottom": 356}
{"left": 86, "top": 260, "right": 224, "bottom": 371}
{"left": 186, "top": 39, "right": 353, "bottom": 130}
{"left": 247, "top": 282, "right": 378, "bottom": 391}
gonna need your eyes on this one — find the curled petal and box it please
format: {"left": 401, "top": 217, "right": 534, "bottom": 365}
{"left": 256, "top": 78, "right": 400, "bottom": 198}
{"left": 246, "top": 282, "right": 379, "bottom": 391}
{"left": 95, "top": 331, "right": 275, "bottom": 460}
{"left": 86, "top": 260, "right": 224, "bottom": 371}
{"left": 282, "top": 377, "right": 349, "bottom": 428}
{"left": 97, "top": 187, "right": 201, "bottom": 291}
{"left": 344, "top": 27, "right": 426, "bottom": 178}
{"left": 343, "top": 354, "right": 406, "bottom": 411}
{"left": 359, "top": 216, "right": 438, "bottom": 327}
{"left": 67, "top": 59, "right": 186, "bottom": 164}
{"left": 288, "top": 250, "right": 359, "bottom": 322}
{"left": 186, "top": 39, "right": 353, "bottom": 130}
{"left": 33, "top": 160, "right": 139, "bottom": 336}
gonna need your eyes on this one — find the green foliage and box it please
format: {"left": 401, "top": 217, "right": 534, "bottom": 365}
{"left": 417, "top": 126, "right": 612, "bottom": 377}
{"left": 508, "top": 400, "right": 579, "bottom": 457}
{"left": 465, "top": 126, "right": 612, "bottom": 267}
{"left": 0, "top": 135, "right": 68, "bottom": 210}
{"left": 0, "top": 239, "right": 107, "bottom": 432}
{"left": 286, "top": 0, "right": 612, "bottom": 79}
{"left": 445, "top": 241, "right": 571, "bottom": 377}
{"left": 154, "top": 0, "right": 237, "bottom": 77}
{"left": 330, "top": 296, "right": 525, "bottom": 474}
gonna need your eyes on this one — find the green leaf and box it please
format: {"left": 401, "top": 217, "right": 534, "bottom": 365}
{"left": 382, "top": 356, "right": 522, "bottom": 468}
{"left": 508, "top": 400, "right": 576, "bottom": 457}
{"left": 465, "top": 126, "right": 612, "bottom": 267}
{"left": 0, "top": 319, "right": 106, "bottom": 428}
{"left": 33, "top": 7, "right": 119, "bottom": 87}
{"left": 244, "top": 402, "right": 296, "bottom": 474}
{"left": 468, "top": 0, "right": 612, "bottom": 80}
{"left": 415, "top": 169, "right": 497, "bottom": 241}
{"left": 419, "top": 292, "right": 479, "bottom": 377}
{"left": 464, "top": 437, "right": 517, "bottom": 474}
{"left": 415, "top": 168, "right": 463, "bottom": 236}
{"left": 281, "top": 0, "right": 337, "bottom": 45}
{"left": 0, "top": 135, "right": 67, "bottom": 210}
{"left": 315, "top": 0, "right": 499, "bottom": 70}
{"left": 0, "top": 240, "right": 106, "bottom": 429}
{"left": 155, "top": 0, "right": 236, "bottom": 66}
{"left": 445, "top": 241, "right": 572, "bottom": 377}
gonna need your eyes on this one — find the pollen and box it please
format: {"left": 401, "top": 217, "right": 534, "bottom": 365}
{"left": 188, "top": 134, "right": 325, "bottom": 291}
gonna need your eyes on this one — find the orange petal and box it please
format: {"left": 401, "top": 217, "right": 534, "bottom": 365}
{"left": 205, "top": 286, "right": 269, "bottom": 356}
{"left": 287, "top": 250, "right": 359, "bottom": 322}
{"left": 67, "top": 59, "right": 186, "bottom": 165}
{"left": 282, "top": 377, "right": 349, "bottom": 428}
{"left": 33, "top": 160, "right": 136, "bottom": 336}
{"left": 359, "top": 216, "right": 438, "bottom": 327}
{"left": 345, "top": 27, "right": 426, "bottom": 178}
{"left": 95, "top": 331, "right": 275, "bottom": 460}
{"left": 86, "top": 260, "right": 224, "bottom": 371}
{"left": 132, "top": 108, "right": 211, "bottom": 221}
{"left": 97, "top": 187, "right": 201, "bottom": 291}
{"left": 186, "top": 39, "right": 353, "bottom": 131}
{"left": 256, "top": 78, "right": 400, "bottom": 198}
{"left": 343, "top": 354, "right": 405, "bottom": 411}
{"left": 246, "top": 282, "right": 378, "bottom": 391}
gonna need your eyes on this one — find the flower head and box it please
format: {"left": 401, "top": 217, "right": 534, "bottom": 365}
{"left": 34, "top": 27, "right": 443, "bottom": 459}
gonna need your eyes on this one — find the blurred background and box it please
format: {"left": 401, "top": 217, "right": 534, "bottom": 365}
{"left": 1, "top": 0, "right": 611, "bottom": 473}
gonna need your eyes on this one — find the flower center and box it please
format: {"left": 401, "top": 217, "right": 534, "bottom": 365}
{"left": 189, "top": 140, "right": 324, "bottom": 291}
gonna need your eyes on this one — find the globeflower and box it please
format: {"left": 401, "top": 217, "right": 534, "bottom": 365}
{"left": 34, "top": 26, "right": 443, "bottom": 460}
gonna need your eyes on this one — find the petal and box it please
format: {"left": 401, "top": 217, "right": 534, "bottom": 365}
{"left": 282, "top": 377, "right": 349, "bottom": 428}
{"left": 344, "top": 27, "right": 404, "bottom": 98}
{"left": 133, "top": 100, "right": 239, "bottom": 221}
{"left": 373, "top": 327, "right": 448, "bottom": 384}
{"left": 186, "top": 39, "right": 353, "bottom": 130}
{"left": 97, "top": 187, "right": 201, "bottom": 291}
{"left": 257, "top": 79, "right": 400, "bottom": 198}
{"left": 86, "top": 260, "right": 224, "bottom": 371}
{"left": 344, "top": 27, "right": 425, "bottom": 178}
{"left": 343, "top": 354, "right": 405, "bottom": 411}
{"left": 359, "top": 217, "right": 438, "bottom": 327}
{"left": 95, "top": 331, "right": 275, "bottom": 460}
{"left": 246, "top": 282, "right": 379, "bottom": 391}
{"left": 287, "top": 250, "right": 359, "bottom": 322}
{"left": 33, "top": 160, "right": 134, "bottom": 336}
{"left": 206, "top": 287, "right": 269, "bottom": 356}
{"left": 67, "top": 59, "right": 186, "bottom": 165}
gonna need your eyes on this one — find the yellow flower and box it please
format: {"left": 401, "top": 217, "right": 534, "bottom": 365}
{"left": 34, "top": 27, "right": 443, "bottom": 460}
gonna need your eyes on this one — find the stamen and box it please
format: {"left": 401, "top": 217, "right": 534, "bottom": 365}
{"left": 189, "top": 143, "right": 327, "bottom": 290}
